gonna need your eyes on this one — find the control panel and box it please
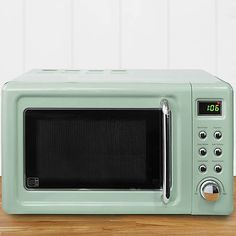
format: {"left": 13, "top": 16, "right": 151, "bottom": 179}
{"left": 195, "top": 100, "right": 225, "bottom": 202}
{"left": 192, "top": 89, "right": 233, "bottom": 215}
{"left": 195, "top": 99, "right": 225, "bottom": 204}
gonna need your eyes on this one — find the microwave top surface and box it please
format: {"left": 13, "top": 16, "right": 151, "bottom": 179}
{"left": 8, "top": 69, "right": 227, "bottom": 85}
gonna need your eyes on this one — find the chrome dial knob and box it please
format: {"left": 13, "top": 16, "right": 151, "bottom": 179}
{"left": 200, "top": 181, "right": 220, "bottom": 202}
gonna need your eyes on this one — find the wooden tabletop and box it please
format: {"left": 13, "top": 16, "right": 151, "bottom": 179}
{"left": 0, "top": 177, "right": 236, "bottom": 235}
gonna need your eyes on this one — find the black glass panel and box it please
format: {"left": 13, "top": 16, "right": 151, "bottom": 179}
{"left": 25, "top": 109, "right": 162, "bottom": 189}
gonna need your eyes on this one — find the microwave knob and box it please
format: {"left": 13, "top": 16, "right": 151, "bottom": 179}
{"left": 200, "top": 180, "right": 220, "bottom": 202}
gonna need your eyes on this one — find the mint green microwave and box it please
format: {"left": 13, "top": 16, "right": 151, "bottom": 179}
{"left": 1, "top": 70, "right": 234, "bottom": 215}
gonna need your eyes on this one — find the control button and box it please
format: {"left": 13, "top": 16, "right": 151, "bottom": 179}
{"left": 199, "top": 148, "right": 207, "bottom": 156}
{"left": 200, "top": 180, "right": 220, "bottom": 202}
{"left": 214, "top": 131, "right": 222, "bottom": 140}
{"left": 214, "top": 148, "right": 222, "bottom": 157}
{"left": 199, "top": 131, "right": 207, "bottom": 139}
{"left": 214, "top": 165, "right": 222, "bottom": 173}
{"left": 199, "top": 164, "right": 207, "bottom": 173}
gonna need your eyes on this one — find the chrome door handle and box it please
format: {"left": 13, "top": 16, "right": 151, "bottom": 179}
{"left": 161, "top": 99, "right": 171, "bottom": 204}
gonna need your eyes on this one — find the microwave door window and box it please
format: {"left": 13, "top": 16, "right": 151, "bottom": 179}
{"left": 25, "top": 109, "right": 163, "bottom": 190}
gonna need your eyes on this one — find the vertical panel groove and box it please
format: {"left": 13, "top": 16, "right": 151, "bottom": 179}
{"left": 214, "top": 0, "right": 218, "bottom": 75}
{"left": 118, "top": 0, "right": 122, "bottom": 69}
{"left": 166, "top": 0, "right": 170, "bottom": 69}
{"left": 22, "top": 0, "right": 26, "bottom": 72}
{"left": 70, "top": 0, "right": 74, "bottom": 68}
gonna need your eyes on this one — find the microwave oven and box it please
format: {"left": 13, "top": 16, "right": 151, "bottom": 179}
{"left": 2, "top": 69, "right": 234, "bottom": 215}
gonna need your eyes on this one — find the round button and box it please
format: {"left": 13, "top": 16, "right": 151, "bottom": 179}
{"left": 214, "top": 131, "right": 222, "bottom": 140}
{"left": 199, "top": 164, "right": 207, "bottom": 173}
{"left": 199, "top": 131, "right": 207, "bottom": 139}
{"left": 200, "top": 180, "right": 220, "bottom": 202}
{"left": 214, "top": 148, "right": 222, "bottom": 156}
{"left": 214, "top": 165, "right": 222, "bottom": 173}
{"left": 199, "top": 148, "right": 207, "bottom": 156}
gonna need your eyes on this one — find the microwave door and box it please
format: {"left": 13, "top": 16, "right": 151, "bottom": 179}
{"left": 24, "top": 109, "right": 164, "bottom": 191}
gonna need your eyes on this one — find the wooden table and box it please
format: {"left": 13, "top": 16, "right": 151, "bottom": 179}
{"left": 0, "top": 177, "right": 236, "bottom": 235}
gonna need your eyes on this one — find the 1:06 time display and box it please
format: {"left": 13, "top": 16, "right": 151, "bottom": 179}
{"left": 207, "top": 104, "right": 220, "bottom": 112}
{"left": 198, "top": 101, "right": 222, "bottom": 115}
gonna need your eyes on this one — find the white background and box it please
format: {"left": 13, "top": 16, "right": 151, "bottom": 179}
{"left": 0, "top": 0, "right": 236, "bottom": 175}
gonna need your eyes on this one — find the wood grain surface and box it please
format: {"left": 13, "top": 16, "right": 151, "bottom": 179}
{"left": 0, "top": 177, "right": 235, "bottom": 235}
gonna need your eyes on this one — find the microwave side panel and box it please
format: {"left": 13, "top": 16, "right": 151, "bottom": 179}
{"left": 2, "top": 80, "right": 193, "bottom": 214}
{"left": 191, "top": 81, "right": 234, "bottom": 215}
{"left": 1, "top": 83, "right": 19, "bottom": 213}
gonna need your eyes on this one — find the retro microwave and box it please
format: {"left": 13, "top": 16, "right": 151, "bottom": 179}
{"left": 1, "top": 69, "right": 234, "bottom": 215}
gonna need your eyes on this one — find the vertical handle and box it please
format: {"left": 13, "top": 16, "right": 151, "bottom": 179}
{"left": 161, "top": 99, "right": 171, "bottom": 204}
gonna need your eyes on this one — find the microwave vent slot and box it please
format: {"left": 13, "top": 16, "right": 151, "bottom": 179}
{"left": 87, "top": 70, "right": 104, "bottom": 73}
{"left": 64, "top": 69, "right": 80, "bottom": 72}
{"left": 111, "top": 70, "right": 127, "bottom": 73}
{"left": 42, "top": 69, "right": 58, "bottom": 71}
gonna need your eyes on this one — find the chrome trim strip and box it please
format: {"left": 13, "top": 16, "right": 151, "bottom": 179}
{"left": 161, "top": 99, "right": 171, "bottom": 204}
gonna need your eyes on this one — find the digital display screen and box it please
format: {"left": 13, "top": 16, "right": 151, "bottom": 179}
{"left": 198, "top": 101, "right": 222, "bottom": 116}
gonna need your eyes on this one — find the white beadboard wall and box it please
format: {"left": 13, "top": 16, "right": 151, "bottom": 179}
{"left": 0, "top": 0, "right": 236, "bottom": 175}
